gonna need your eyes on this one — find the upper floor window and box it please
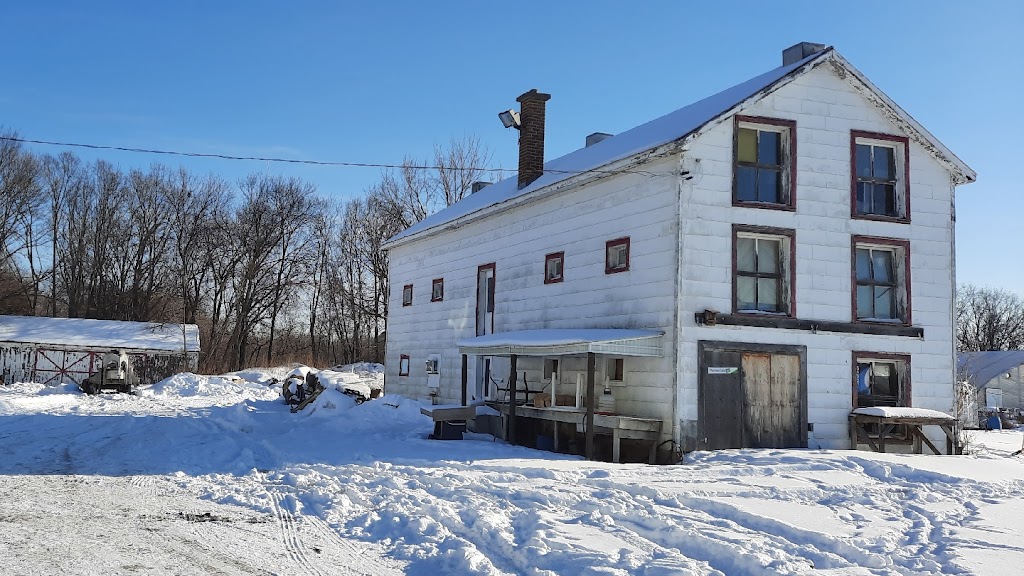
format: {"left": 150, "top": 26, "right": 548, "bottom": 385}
{"left": 851, "top": 131, "right": 909, "bottom": 221}
{"left": 402, "top": 284, "right": 413, "bottom": 307}
{"left": 399, "top": 354, "right": 410, "bottom": 376}
{"left": 431, "top": 278, "right": 444, "bottom": 302}
{"left": 605, "top": 238, "right": 630, "bottom": 274}
{"left": 733, "top": 225, "right": 795, "bottom": 316}
{"left": 544, "top": 252, "right": 564, "bottom": 284}
{"left": 734, "top": 116, "right": 796, "bottom": 209}
{"left": 853, "top": 236, "right": 911, "bottom": 324}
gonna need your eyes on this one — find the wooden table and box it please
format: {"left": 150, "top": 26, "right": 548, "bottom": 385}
{"left": 849, "top": 413, "right": 957, "bottom": 455}
{"left": 500, "top": 405, "right": 663, "bottom": 464}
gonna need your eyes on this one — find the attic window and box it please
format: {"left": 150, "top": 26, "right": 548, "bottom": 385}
{"left": 402, "top": 284, "right": 413, "bottom": 307}
{"left": 851, "top": 131, "right": 909, "bottom": 222}
{"left": 734, "top": 116, "right": 796, "bottom": 210}
{"left": 605, "top": 238, "right": 630, "bottom": 274}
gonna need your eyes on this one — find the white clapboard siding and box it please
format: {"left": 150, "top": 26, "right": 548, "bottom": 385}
{"left": 677, "top": 64, "right": 956, "bottom": 449}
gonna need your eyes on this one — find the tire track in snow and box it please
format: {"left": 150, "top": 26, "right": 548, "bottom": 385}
{"left": 269, "top": 490, "right": 325, "bottom": 576}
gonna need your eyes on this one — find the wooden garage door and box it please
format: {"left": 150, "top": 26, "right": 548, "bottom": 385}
{"left": 699, "top": 343, "right": 806, "bottom": 450}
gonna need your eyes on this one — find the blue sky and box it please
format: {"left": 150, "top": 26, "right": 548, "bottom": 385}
{"left": 4, "top": 2, "right": 1022, "bottom": 292}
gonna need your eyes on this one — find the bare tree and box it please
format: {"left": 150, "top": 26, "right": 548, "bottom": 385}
{"left": 956, "top": 284, "right": 1024, "bottom": 351}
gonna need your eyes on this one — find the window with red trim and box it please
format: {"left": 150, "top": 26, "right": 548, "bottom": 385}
{"left": 402, "top": 284, "right": 413, "bottom": 306}
{"left": 852, "top": 236, "right": 911, "bottom": 324}
{"left": 431, "top": 278, "right": 444, "bottom": 302}
{"left": 544, "top": 252, "right": 564, "bottom": 284}
{"left": 399, "top": 354, "right": 410, "bottom": 376}
{"left": 851, "top": 131, "right": 910, "bottom": 222}
{"left": 605, "top": 238, "right": 630, "bottom": 274}
{"left": 734, "top": 116, "right": 796, "bottom": 209}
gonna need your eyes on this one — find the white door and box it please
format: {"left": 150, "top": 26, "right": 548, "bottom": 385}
{"left": 475, "top": 264, "right": 495, "bottom": 400}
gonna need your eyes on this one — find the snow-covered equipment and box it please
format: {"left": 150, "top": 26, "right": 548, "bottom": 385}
{"left": 80, "top": 350, "right": 139, "bottom": 394}
{"left": 281, "top": 367, "right": 324, "bottom": 412}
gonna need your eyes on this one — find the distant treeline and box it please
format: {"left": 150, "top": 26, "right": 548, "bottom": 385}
{"left": 0, "top": 129, "right": 495, "bottom": 372}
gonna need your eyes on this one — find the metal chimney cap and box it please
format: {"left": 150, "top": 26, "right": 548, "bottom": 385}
{"left": 782, "top": 42, "right": 827, "bottom": 66}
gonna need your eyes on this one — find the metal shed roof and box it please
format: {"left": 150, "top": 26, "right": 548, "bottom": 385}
{"left": 456, "top": 329, "right": 664, "bottom": 357}
{"left": 958, "top": 351, "right": 1024, "bottom": 389}
{"left": 0, "top": 315, "right": 200, "bottom": 353}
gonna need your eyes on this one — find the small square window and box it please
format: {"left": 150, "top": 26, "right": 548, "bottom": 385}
{"left": 544, "top": 252, "right": 564, "bottom": 284}
{"left": 402, "top": 284, "right": 413, "bottom": 307}
{"left": 431, "top": 278, "right": 444, "bottom": 302}
{"left": 853, "top": 237, "right": 910, "bottom": 324}
{"left": 851, "top": 131, "right": 909, "bottom": 222}
{"left": 605, "top": 238, "right": 630, "bottom": 274}
{"left": 399, "top": 354, "right": 410, "bottom": 376}
{"left": 733, "top": 226, "right": 794, "bottom": 316}
{"left": 734, "top": 116, "right": 795, "bottom": 209}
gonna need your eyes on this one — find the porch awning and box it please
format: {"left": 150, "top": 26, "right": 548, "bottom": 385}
{"left": 456, "top": 329, "right": 664, "bottom": 357}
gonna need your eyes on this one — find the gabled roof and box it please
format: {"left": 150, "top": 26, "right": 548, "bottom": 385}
{"left": 385, "top": 47, "right": 975, "bottom": 249}
{"left": 958, "top": 351, "right": 1024, "bottom": 389}
{"left": 0, "top": 315, "right": 200, "bottom": 353}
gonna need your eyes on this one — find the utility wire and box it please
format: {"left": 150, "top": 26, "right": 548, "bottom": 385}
{"left": 0, "top": 135, "right": 665, "bottom": 178}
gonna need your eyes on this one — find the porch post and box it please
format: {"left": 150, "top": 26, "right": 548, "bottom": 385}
{"left": 461, "top": 354, "right": 468, "bottom": 406}
{"left": 585, "top": 352, "right": 595, "bottom": 460}
{"left": 508, "top": 354, "right": 518, "bottom": 444}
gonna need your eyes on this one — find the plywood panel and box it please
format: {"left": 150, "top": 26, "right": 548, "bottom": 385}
{"left": 742, "top": 353, "right": 772, "bottom": 448}
{"left": 770, "top": 354, "right": 802, "bottom": 448}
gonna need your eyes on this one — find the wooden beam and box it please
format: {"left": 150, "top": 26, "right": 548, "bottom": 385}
{"left": 461, "top": 354, "right": 468, "bottom": 407}
{"left": 585, "top": 352, "right": 595, "bottom": 460}
{"left": 508, "top": 354, "right": 518, "bottom": 445}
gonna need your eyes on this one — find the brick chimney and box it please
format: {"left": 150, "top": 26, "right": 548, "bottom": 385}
{"left": 515, "top": 89, "right": 551, "bottom": 189}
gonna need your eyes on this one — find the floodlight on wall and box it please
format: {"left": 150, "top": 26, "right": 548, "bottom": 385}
{"left": 498, "top": 109, "right": 521, "bottom": 129}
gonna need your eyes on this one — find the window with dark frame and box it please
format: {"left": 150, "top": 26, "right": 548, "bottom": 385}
{"left": 609, "top": 358, "right": 624, "bottom": 382}
{"left": 543, "top": 358, "right": 559, "bottom": 381}
{"left": 402, "top": 284, "right": 413, "bottom": 307}
{"left": 736, "top": 236, "right": 783, "bottom": 313}
{"left": 431, "top": 278, "right": 444, "bottom": 302}
{"left": 605, "top": 238, "right": 629, "bottom": 274}
{"left": 544, "top": 252, "right": 564, "bottom": 284}
{"left": 855, "top": 143, "right": 897, "bottom": 217}
{"left": 399, "top": 354, "right": 410, "bottom": 376}
{"left": 851, "top": 131, "right": 909, "bottom": 221}
{"left": 855, "top": 247, "right": 897, "bottom": 321}
{"left": 854, "top": 353, "right": 910, "bottom": 438}
{"left": 734, "top": 117, "right": 795, "bottom": 208}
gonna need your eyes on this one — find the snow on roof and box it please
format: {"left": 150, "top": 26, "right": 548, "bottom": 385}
{"left": 386, "top": 50, "right": 828, "bottom": 247}
{"left": 457, "top": 328, "right": 664, "bottom": 357}
{"left": 851, "top": 407, "right": 954, "bottom": 420}
{"left": 957, "top": 351, "right": 1024, "bottom": 389}
{"left": 0, "top": 315, "right": 200, "bottom": 353}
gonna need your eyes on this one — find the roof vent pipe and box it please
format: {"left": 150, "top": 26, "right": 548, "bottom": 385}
{"left": 585, "top": 132, "right": 613, "bottom": 147}
{"left": 782, "top": 42, "right": 827, "bottom": 66}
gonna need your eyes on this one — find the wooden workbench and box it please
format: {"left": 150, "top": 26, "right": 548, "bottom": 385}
{"left": 849, "top": 412, "right": 957, "bottom": 455}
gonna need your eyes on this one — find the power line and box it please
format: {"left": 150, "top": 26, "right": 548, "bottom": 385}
{"left": 0, "top": 135, "right": 664, "bottom": 178}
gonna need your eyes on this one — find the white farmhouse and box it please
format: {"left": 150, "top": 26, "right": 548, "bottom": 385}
{"left": 383, "top": 43, "right": 975, "bottom": 460}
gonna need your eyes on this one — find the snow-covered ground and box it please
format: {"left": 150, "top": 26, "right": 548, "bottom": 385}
{"left": 1, "top": 371, "right": 1024, "bottom": 575}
